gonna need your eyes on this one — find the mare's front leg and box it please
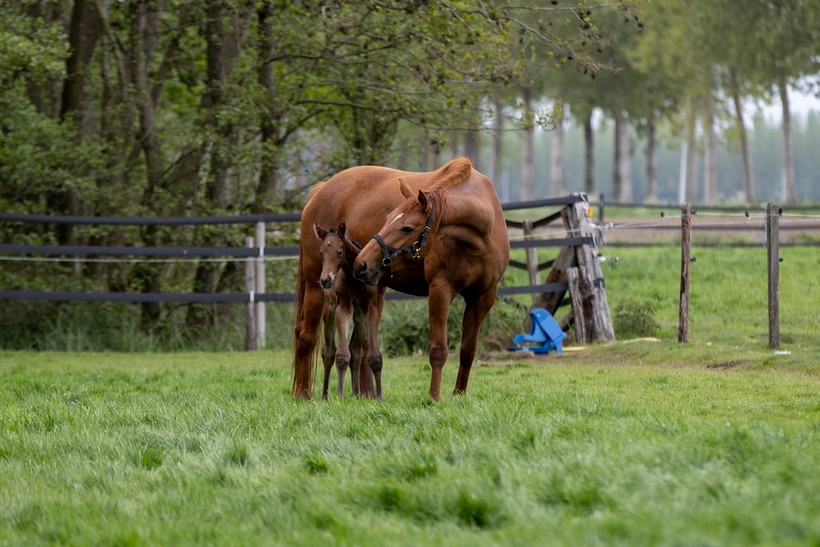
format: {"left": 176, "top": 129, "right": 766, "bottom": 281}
{"left": 454, "top": 288, "right": 497, "bottom": 395}
{"left": 320, "top": 297, "right": 337, "bottom": 400}
{"left": 334, "top": 298, "right": 354, "bottom": 398}
{"left": 426, "top": 280, "right": 456, "bottom": 400}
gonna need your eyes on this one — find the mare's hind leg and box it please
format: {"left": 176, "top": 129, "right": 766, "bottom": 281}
{"left": 453, "top": 288, "right": 497, "bottom": 395}
{"left": 293, "top": 284, "right": 326, "bottom": 398}
{"left": 334, "top": 300, "right": 353, "bottom": 398}
{"left": 320, "top": 298, "right": 337, "bottom": 400}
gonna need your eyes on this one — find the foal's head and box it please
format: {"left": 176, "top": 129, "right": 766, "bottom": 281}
{"left": 313, "top": 221, "right": 350, "bottom": 289}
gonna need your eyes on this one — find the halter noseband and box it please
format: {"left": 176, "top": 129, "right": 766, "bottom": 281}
{"left": 373, "top": 204, "right": 435, "bottom": 268}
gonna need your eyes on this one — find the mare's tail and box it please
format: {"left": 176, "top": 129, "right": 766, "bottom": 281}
{"left": 291, "top": 251, "right": 320, "bottom": 397}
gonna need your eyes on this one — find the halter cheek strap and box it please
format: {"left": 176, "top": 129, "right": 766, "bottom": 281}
{"left": 374, "top": 204, "right": 435, "bottom": 268}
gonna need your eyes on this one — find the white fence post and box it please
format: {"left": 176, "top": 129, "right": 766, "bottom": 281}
{"left": 245, "top": 236, "right": 256, "bottom": 351}
{"left": 255, "top": 221, "right": 266, "bottom": 349}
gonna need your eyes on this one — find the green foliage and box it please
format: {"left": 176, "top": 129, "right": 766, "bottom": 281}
{"left": 612, "top": 298, "right": 661, "bottom": 339}
{"left": 0, "top": 350, "right": 817, "bottom": 544}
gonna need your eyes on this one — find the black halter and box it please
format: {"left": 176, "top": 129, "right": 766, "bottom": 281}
{"left": 373, "top": 204, "right": 435, "bottom": 268}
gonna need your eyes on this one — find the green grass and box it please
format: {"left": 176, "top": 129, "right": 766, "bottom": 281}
{"left": 1, "top": 349, "right": 817, "bottom": 546}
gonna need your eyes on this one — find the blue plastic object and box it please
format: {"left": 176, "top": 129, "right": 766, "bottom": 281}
{"left": 509, "top": 308, "right": 567, "bottom": 355}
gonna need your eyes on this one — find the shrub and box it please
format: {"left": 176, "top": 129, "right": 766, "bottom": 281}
{"left": 612, "top": 298, "right": 660, "bottom": 339}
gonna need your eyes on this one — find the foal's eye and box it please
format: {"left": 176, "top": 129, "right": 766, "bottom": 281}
{"left": 400, "top": 226, "right": 414, "bottom": 235}
{"left": 336, "top": 249, "right": 343, "bottom": 257}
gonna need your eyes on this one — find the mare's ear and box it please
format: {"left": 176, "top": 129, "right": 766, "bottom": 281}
{"left": 399, "top": 178, "right": 413, "bottom": 199}
{"left": 338, "top": 221, "right": 346, "bottom": 238}
{"left": 417, "top": 190, "right": 431, "bottom": 213}
{"left": 313, "top": 222, "right": 328, "bottom": 240}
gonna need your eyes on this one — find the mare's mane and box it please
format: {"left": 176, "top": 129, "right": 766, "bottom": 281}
{"left": 432, "top": 157, "right": 472, "bottom": 191}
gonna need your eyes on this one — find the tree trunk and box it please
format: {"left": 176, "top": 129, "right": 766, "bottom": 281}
{"left": 730, "top": 69, "right": 754, "bottom": 204}
{"left": 645, "top": 112, "right": 657, "bottom": 202}
{"left": 48, "top": 0, "right": 101, "bottom": 245}
{"left": 614, "top": 107, "right": 631, "bottom": 202}
{"left": 583, "top": 112, "right": 595, "bottom": 195}
{"left": 128, "top": 0, "right": 166, "bottom": 334}
{"left": 778, "top": 75, "right": 796, "bottom": 203}
{"left": 254, "top": 2, "right": 281, "bottom": 211}
{"left": 492, "top": 97, "right": 504, "bottom": 196}
{"left": 520, "top": 88, "right": 534, "bottom": 200}
{"left": 704, "top": 95, "right": 717, "bottom": 203}
{"left": 463, "top": 130, "right": 480, "bottom": 171}
{"left": 549, "top": 102, "right": 565, "bottom": 197}
{"left": 685, "top": 108, "right": 697, "bottom": 203}
{"left": 613, "top": 110, "right": 622, "bottom": 202}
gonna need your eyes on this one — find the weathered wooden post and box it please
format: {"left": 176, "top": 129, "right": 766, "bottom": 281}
{"left": 561, "top": 194, "right": 614, "bottom": 342}
{"left": 678, "top": 204, "right": 692, "bottom": 343}
{"left": 522, "top": 219, "right": 540, "bottom": 302}
{"left": 766, "top": 203, "right": 780, "bottom": 349}
{"left": 245, "top": 235, "right": 256, "bottom": 351}
{"left": 255, "top": 221, "right": 266, "bottom": 349}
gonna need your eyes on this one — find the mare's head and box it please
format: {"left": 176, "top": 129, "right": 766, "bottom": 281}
{"left": 354, "top": 179, "right": 435, "bottom": 285}
{"left": 313, "top": 221, "right": 348, "bottom": 289}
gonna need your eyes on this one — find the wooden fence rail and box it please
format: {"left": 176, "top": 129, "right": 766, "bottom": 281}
{"left": 1, "top": 194, "right": 609, "bottom": 348}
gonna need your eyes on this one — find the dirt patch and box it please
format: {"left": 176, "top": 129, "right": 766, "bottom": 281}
{"left": 707, "top": 360, "right": 747, "bottom": 370}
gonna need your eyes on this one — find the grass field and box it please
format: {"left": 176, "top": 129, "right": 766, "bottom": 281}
{"left": 2, "top": 242, "right": 819, "bottom": 545}
{"left": 1, "top": 347, "right": 817, "bottom": 546}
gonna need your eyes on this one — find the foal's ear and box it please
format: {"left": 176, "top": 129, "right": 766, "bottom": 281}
{"left": 337, "top": 221, "right": 346, "bottom": 237}
{"left": 398, "top": 177, "right": 413, "bottom": 199}
{"left": 313, "top": 222, "right": 328, "bottom": 240}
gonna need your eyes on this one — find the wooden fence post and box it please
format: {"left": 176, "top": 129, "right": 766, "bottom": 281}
{"left": 245, "top": 236, "right": 256, "bottom": 351}
{"left": 523, "top": 219, "right": 540, "bottom": 303}
{"left": 255, "top": 222, "right": 266, "bottom": 349}
{"left": 678, "top": 204, "right": 692, "bottom": 343}
{"left": 767, "top": 203, "right": 780, "bottom": 349}
{"left": 561, "top": 195, "right": 614, "bottom": 342}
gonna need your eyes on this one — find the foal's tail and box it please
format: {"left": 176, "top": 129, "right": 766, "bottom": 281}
{"left": 291, "top": 251, "right": 319, "bottom": 398}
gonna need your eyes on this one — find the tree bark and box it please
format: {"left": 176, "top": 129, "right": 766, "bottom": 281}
{"left": 463, "top": 130, "right": 480, "bottom": 171}
{"left": 128, "top": 0, "right": 166, "bottom": 334}
{"left": 778, "top": 75, "right": 796, "bottom": 203}
{"left": 583, "top": 112, "right": 595, "bottom": 195}
{"left": 492, "top": 97, "right": 504, "bottom": 197}
{"left": 549, "top": 102, "right": 565, "bottom": 197}
{"left": 613, "top": 107, "right": 631, "bottom": 202}
{"left": 521, "top": 88, "right": 534, "bottom": 200}
{"left": 704, "top": 95, "right": 717, "bottom": 203}
{"left": 685, "top": 108, "right": 697, "bottom": 203}
{"left": 730, "top": 69, "right": 754, "bottom": 204}
{"left": 645, "top": 112, "right": 657, "bottom": 202}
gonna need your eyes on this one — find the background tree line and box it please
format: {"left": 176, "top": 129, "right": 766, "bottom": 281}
{"left": 1, "top": 0, "right": 817, "bottom": 346}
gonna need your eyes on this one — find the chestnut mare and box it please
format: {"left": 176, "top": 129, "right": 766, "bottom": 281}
{"left": 313, "top": 221, "right": 381, "bottom": 399}
{"left": 292, "top": 157, "right": 509, "bottom": 400}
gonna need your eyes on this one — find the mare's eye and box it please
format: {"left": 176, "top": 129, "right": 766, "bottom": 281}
{"left": 400, "top": 226, "right": 414, "bottom": 235}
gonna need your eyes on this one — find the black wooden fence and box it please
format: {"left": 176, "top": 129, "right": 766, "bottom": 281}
{"left": 0, "top": 195, "right": 590, "bottom": 304}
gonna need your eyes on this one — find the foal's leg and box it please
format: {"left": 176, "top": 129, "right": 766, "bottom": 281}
{"left": 426, "top": 280, "right": 456, "bottom": 400}
{"left": 320, "top": 298, "right": 337, "bottom": 400}
{"left": 366, "top": 289, "right": 386, "bottom": 399}
{"left": 334, "top": 298, "right": 353, "bottom": 398}
{"left": 454, "top": 288, "right": 497, "bottom": 395}
{"left": 349, "top": 307, "right": 376, "bottom": 398}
